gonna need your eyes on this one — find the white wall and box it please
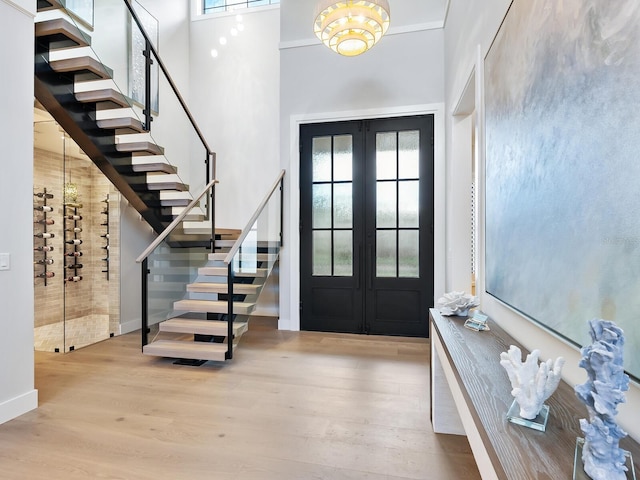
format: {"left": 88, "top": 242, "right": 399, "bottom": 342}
{"left": 0, "top": 0, "right": 38, "bottom": 424}
{"left": 189, "top": 7, "right": 281, "bottom": 229}
{"left": 279, "top": 0, "right": 446, "bottom": 331}
{"left": 118, "top": 197, "right": 156, "bottom": 334}
{"left": 444, "top": 0, "right": 640, "bottom": 441}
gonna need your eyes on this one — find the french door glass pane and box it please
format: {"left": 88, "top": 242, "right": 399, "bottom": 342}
{"left": 376, "top": 181, "right": 396, "bottom": 228}
{"left": 333, "top": 135, "right": 353, "bottom": 181}
{"left": 398, "top": 180, "right": 419, "bottom": 228}
{"left": 399, "top": 230, "right": 419, "bottom": 277}
{"left": 312, "top": 136, "right": 332, "bottom": 182}
{"left": 376, "top": 230, "right": 396, "bottom": 277}
{"left": 312, "top": 184, "right": 331, "bottom": 228}
{"left": 399, "top": 130, "right": 420, "bottom": 178}
{"left": 313, "top": 231, "right": 331, "bottom": 276}
{"left": 333, "top": 183, "right": 353, "bottom": 228}
{"left": 376, "top": 132, "right": 397, "bottom": 180}
{"left": 334, "top": 230, "right": 353, "bottom": 276}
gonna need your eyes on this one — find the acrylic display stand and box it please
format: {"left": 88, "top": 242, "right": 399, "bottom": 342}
{"left": 573, "top": 437, "right": 637, "bottom": 480}
{"left": 506, "top": 399, "right": 550, "bottom": 432}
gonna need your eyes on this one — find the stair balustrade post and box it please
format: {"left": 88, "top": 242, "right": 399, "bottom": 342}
{"left": 279, "top": 177, "right": 284, "bottom": 248}
{"left": 227, "top": 262, "right": 234, "bottom": 360}
{"left": 143, "top": 38, "right": 153, "bottom": 131}
{"left": 142, "top": 258, "right": 149, "bottom": 349}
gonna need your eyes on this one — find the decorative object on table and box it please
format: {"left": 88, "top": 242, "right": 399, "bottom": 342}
{"left": 500, "top": 345, "right": 564, "bottom": 432}
{"left": 464, "top": 310, "right": 490, "bottom": 332}
{"left": 436, "top": 291, "right": 479, "bottom": 316}
{"left": 574, "top": 319, "right": 634, "bottom": 480}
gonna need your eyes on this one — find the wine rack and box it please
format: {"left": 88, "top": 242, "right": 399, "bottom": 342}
{"left": 34, "top": 189, "right": 55, "bottom": 286}
{"left": 64, "top": 202, "right": 83, "bottom": 283}
{"left": 101, "top": 195, "right": 109, "bottom": 280}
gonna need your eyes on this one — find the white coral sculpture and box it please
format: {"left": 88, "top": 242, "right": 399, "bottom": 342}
{"left": 436, "top": 291, "right": 479, "bottom": 316}
{"left": 500, "top": 345, "right": 565, "bottom": 419}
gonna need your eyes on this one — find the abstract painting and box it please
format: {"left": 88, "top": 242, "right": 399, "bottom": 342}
{"left": 485, "top": 0, "right": 640, "bottom": 381}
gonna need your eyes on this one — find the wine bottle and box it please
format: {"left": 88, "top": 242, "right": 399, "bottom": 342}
{"left": 35, "top": 218, "right": 55, "bottom": 225}
{"left": 66, "top": 275, "right": 82, "bottom": 282}
{"left": 101, "top": 245, "right": 109, "bottom": 250}
{"left": 35, "top": 258, "right": 55, "bottom": 265}
{"left": 34, "top": 245, "right": 54, "bottom": 252}
{"left": 66, "top": 214, "right": 82, "bottom": 220}
{"left": 100, "top": 233, "right": 109, "bottom": 238}
{"left": 34, "top": 205, "right": 53, "bottom": 212}
{"left": 66, "top": 251, "right": 83, "bottom": 257}
{"left": 66, "top": 227, "right": 82, "bottom": 233}
{"left": 65, "top": 202, "right": 83, "bottom": 208}
{"left": 66, "top": 239, "right": 82, "bottom": 245}
{"left": 35, "top": 271, "right": 55, "bottom": 278}
{"left": 100, "top": 223, "right": 108, "bottom": 226}
{"left": 34, "top": 192, "right": 54, "bottom": 199}
{"left": 101, "top": 257, "right": 109, "bottom": 262}
{"left": 67, "top": 264, "right": 83, "bottom": 269}
{"left": 34, "top": 232, "right": 55, "bottom": 239}
{"left": 100, "top": 210, "right": 108, "bottom": 215}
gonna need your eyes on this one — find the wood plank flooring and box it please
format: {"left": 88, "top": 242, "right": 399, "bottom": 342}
{"left": 0, "top": 320, "right": 480, "bottom": 480}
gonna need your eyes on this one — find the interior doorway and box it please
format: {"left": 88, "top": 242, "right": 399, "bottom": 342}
{"left": 299, "top": 115, "right": 434, "bottom": 336}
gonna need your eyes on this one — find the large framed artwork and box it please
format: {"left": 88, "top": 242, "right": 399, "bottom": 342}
{"left": 485, "top": 0, "right": 640, "bottom": 382}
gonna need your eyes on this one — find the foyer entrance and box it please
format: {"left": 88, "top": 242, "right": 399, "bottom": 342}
{"left": 300, "top": 115, "right": 434, "bottom": 336}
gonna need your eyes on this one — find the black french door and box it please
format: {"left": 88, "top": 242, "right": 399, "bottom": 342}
{"left": 300, "top": 115, "right": 434, "bottom": 336}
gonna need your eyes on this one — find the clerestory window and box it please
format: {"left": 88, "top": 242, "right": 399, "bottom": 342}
{"left": 203, "top": 0, "right": 280, "bottom": 15}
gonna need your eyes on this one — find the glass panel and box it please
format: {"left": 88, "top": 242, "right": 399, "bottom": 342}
{"left": 399, "top": 230, "right": 419, "bottom": 278}
{"left": 399, "top": 130, "right": 420, "bottom": 179}
{"left": 312, "top": 184, "right": 331, "bottom": 229}
{"left": 65, "top": 0, "right": 94, "bottom": 26}
{"left": 313, "top": 231, "right": 331, "bottom": 276}
{"left": 376, "top": 181, "right": 397, "bottom": 228}
{"left": 399, "top": 180, "right": 419, "bottom": 228}
{"left": 312, "top": 136, "right": 332, "bottom": 182}
{"left": 333, "top": 135, "right": 353, "bottom": 181}
{"left": 376, "top": 231, "right": 397, "bottom": 277}
{"left": 376, "top": 132, "right": 397, "bottom": 180}
{"left": 333, "top": 183, "right": 352, "bottom": 229}
{"left": 333, "top": 231, "right": 353, "bottom": 276}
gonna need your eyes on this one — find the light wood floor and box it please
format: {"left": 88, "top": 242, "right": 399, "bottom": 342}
{"left": 0, "top": 319, "right": 480, "bottom": 480}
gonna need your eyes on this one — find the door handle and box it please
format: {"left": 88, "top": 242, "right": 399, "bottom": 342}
{"left": 367, "top": 244, "right": 373, "bottom": 290}
{"left": 356, "top": 245, "right": 362, "bottom": 289}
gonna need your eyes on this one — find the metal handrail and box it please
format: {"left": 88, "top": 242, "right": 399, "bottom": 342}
{"left": 123, "top": 0, "right": 213, "bottom": 157}
{"left": 136, "top": 178, "right": 218, "bottom": 263}
{"left": 224, "top": 170, "right": 286, "bottom": 264}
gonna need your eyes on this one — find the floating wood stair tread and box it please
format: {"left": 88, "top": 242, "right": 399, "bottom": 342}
{"left": 143, "top": 340, "right": 227, "bottom": 361}
{"left": 173, "top": 299, "right": 256, "bottom": 315}
{"left": 132, "top": 181, "right": 189, "bottom": 192}
{"left": 160, "top": 318, "right": 248, "bottom": 337}
{"left": 76, "top": 89, "right": 130, "bottom": 109}
{"left": 198, "top": 266, "right": 268, "bottom": 277}
{"left": 208, "top": 252, "right": 278, "bottom": 262}
{"left": 35, "top": 18, "right": 90, "bottom": 49}
{"left": 37, "top": 0, "right": 64, "bottom": 12}
{"left": 186, "top": 283, "right": 260, "bottom": 295}
{"left": 132, "top": 162, "right": 177, "bottom": 174}
{"left": 116, "top": 141, "right": 164, "bottom": 156}
{"left": 48, "top": 56, "right": 113, "bottom": 81}
{"left": 97, "top": 117, "right": 145, "bottom": 134}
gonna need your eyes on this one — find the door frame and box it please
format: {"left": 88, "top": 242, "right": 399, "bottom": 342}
{"left": 283, "top": 103, "right": 446, "bottom": 332}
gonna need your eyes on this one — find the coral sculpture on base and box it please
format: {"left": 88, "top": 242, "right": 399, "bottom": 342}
{"left": 500, "top": 345, "right": 565, "bottom": 420}
{"left": 575, "top": 318, "right": 630, "bottom": 480}
{"left": 436, "top": 291, "right": 480, "bottom": 316}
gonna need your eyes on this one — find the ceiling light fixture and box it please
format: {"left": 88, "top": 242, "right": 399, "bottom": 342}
{"left": 314, "top": 0, "right": 390, "bottom": 57}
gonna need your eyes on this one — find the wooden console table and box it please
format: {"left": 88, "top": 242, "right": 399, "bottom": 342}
{"left": 429, "top": 308, "right": 640, "bottom": 479}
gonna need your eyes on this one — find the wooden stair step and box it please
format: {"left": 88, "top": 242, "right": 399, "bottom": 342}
{"left": 198, "top": 266, "right": 268, "bottom": 277}
{"left": 97, "top": 117, "right": 145, "bottom": 134}
{"left": 208, "top": 252, "right": 277, "bottom": 262}
{"left": 143, "top": 340, "right": 227, "bottom": 361}
{"left": 132, "top": 181, "right": 189, "bottom": 192}
{"left": 76, "top": 89, "right": 130, "bottom": 110}
{"left": 35, "top": 18, "right": 90, "bottom": 50}
{"left": 37, "top": 0, "right": 64, "bottom": 12}
{"left": 116, "top": 141, "right": 164, "bottom": 156}
{"left": 173, "top": 299, "right": 256, "bottom": 315}
{"left": 49, "top": 56, "right": 113, "bottom": 81}
{"left": 160, "top": 318, "right": 248, "bottom": 337}
{"left": 186, "top": 283, "right": 260, "bottom": 295}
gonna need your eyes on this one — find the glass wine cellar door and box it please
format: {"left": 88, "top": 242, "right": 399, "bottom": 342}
{"left": 300, "top": 115, "right": 434, "bottom": 337}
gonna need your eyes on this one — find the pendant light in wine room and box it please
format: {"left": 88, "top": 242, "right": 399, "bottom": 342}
{"left": 313, "top": 0, "right": 391, "bottom": 56}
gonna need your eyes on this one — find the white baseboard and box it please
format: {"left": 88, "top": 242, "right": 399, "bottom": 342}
{"left": 0, "top": 389, "right": 38, "bottom": 425}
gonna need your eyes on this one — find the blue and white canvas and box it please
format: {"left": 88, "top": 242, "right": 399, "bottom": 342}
{"left": 485, "top": 0, "right": 640, "bottom": 381}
